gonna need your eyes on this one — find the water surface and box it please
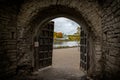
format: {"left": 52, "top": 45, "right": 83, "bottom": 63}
{"left": 53, "top": 41, "right": 80, "bottom": 48}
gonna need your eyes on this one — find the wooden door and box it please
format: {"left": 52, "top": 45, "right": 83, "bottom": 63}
{"left": 80, "top": 27, "right": 89, "bottom": 71}
{"left": 34, "top": 21, "right": 54, "bottom": 69}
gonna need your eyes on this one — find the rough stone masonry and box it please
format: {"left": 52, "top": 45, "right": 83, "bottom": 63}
{"left": 0, "top": 0, "right": 120, "bottom": 80}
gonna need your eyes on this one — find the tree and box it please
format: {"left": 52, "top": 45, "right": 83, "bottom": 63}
{"left": 68, "top": 26, "right": 81, "bottom": 41}
{"left": 56, "top": 32, "right": 63, "bottom": 38}
{"left": 54, "top": 32, "right": 57, "bottom": 39}
{"left": 54, "top": 32, "right": 63, "bottom": 38}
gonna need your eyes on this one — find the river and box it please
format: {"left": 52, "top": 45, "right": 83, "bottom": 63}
{"left": 53, "top": 41, "right": 80, "bottom": 48}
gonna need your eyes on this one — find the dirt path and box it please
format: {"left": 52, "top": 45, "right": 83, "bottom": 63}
{"left": 30, "top": 47, "right": 85, "bottom": 80}
{"left": 53, "top": 47, "right": 80, "bottom": 70}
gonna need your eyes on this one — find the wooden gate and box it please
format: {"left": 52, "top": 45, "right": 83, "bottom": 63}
{"left": 80, "top": 27, "right": 89, "bottom": 72}
{"left": 34, "top": 21, "right": 54, "bottom": 70}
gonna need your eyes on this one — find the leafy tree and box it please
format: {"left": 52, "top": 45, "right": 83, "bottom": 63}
{"left": 56, "top": 32, "right": 63, "bottom": 38}
{"left": 54, "top": 32, "right": 63, "bottom": 38}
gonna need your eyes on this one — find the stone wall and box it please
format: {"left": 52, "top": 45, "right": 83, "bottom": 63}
{"left": 0, "top": 0, "right": 119, "bottom": 80}
{"left": 0, "top": 2, "right": 18, "bottom": 79}
{"left": 101, "top": 0, "right": 120, "bottom": 79}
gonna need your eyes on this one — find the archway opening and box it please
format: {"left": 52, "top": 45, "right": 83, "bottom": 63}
{"left": 33, "top": 17, "right": 87, "bottom": 80}
{"left": 52, "top": 17, "right": 81, "bottom": 70}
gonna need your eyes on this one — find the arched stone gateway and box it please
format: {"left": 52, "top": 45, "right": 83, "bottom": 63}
{"left": 0, "top": 0, "right": 119, "bottom": 80}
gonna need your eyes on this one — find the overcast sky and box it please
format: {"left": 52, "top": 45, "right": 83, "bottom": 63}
{"left": 52, "top": 17, "right": 80, "bottom": 35}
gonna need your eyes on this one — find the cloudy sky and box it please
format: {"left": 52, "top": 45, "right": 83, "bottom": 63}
{"left": 52, "top": 17, "right": 80, "bottom": 35}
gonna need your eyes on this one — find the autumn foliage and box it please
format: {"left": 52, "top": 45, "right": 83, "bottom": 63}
{"left": 54, "top": 32, "right": 63, "bottom": 38}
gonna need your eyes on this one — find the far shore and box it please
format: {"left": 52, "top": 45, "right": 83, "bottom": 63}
{"left": 53, "top": 46, "right": 80, "bottom": 49}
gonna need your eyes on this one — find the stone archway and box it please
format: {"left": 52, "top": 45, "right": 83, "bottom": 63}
{"left": 17, "top": 2, "right": 102, "bottom": 78}
{"left": 0, "top": 0, "right": 120, "bottom": 79}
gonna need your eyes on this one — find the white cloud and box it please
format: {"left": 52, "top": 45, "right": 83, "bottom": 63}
{"left": 52, "top": 17, "right": 80, "bottom": 35}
